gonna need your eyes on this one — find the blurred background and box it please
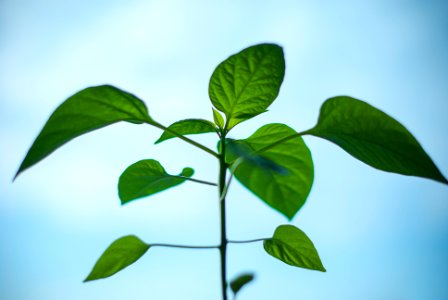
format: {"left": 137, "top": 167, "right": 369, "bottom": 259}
{"left": 1, "top": 0, "right": 448, "bottom": 299}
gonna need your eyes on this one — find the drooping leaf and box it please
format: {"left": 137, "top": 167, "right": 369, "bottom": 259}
{"left": 226, "top": 123, "right": 313, "bottom": 220}
{"left": 84, "top": 235, "right": 150, "bottom": 282}
{"left": 155, "top": 119, "right": 217, "bottom": 144}
{"left": 264, "top": 225, "right": 325, "bottom": 272}
{"left": 209, "top": 43, "right": 285, "bottom": 130}
{"left": 15, "top": 85, "right": 152, "bottom": 179}
{"left": 212, "top": 108, "right": 225, "bottom": 130}
{"left": 118, "top": 159, "right": 194, "bottom": 204}
{"left": 307, "top": 96, "right": 447, "bottom": 184}
{"left": 230, "top": 273, "right": 255, "bottom": 297}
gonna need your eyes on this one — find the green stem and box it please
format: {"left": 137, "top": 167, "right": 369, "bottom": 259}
{"left": 219, "top": 135, "right": 228, "bottom": 300}
{"left": 175, "top": 176, "right": 217, "bottom": 187}
{"left": 149, "top": 121, "right": 220, "bottom": 159}
{"left": 227, "top": 238, "right": 268, "bottom": 244}
{"left": 150, "top": 243, "right": 219, "bottom": 249}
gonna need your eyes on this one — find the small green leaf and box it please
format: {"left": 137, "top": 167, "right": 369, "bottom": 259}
{"left": 230, "top": 273, "right": 255, "bottom": 297}
{"left": 15, "top": 85, "right": 152, "bottom": 179}
{"left": 84, "top": 235, "right": 150, "bottom": 282}
{"left": 118, "top": 159, "right": 194, "bottom": 204}
{"left": 226, "top": 124, "right": 313, "bottom": 220}
{"left": 155, "top": 119, "right": 217, "bottom": 144}
{"left": 307, "top": 96, "right": 447, "bottom": 184}
{"left": 209, "top": 43, "right": 285, "bottom": 130}
{"left": 264, "top": 225, "right": 325, "bottom": 272}
{"left": 212, "top": 108, "right": 225, "bottom": 130}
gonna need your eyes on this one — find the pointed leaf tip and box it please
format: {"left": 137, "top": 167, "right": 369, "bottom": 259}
{"left": 16, "top": 85, "right": 152, "bottom": 179}
{"left": 264, "top": 225, "right": 326, "bottom": 272}
{"left": 308, "top": 96, "right": 447, "bottom": 184}
{"left": 209, "top": 43, "right": 285, "bottom": 130}
{"left": 84, "top": 235, "right": 150, "bottom": 282}
{"left": 230, "top": 273, "right": 255, "bottom": 296}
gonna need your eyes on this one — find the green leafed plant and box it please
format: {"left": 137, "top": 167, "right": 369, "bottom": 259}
{"left": 15, "top": 43, "right": 447, "bottom": 299}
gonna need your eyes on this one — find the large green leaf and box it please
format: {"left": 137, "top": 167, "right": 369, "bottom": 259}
{"left": 230, "top": 273, "right": 255, "bottom": 297}
{"left": 209, "top": 43, "right": 285, "bottom": 130}
{"left": 118, "top": 159, "right": 194, "bottom": 204}
{"left": 264, "top": 225, "right": 325, "bottom": 272}
{"left": 226, "top": 123, "right": 314, "bottom": 220}
{"left": 155, "top": 119, "right": 217, "bottom": 144}
{"left": 307, "top": 96, "right": 447, "bottom": 184}
{"left": 15, "top": 85, "right": 152, "bottom": 179}
{"left": 84, "top": 235, "right": 150, "bottom": 282}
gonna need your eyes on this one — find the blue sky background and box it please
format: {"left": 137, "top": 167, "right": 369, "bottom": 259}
{"left": 1, "top": 0, "right": 448, "bottom": 299}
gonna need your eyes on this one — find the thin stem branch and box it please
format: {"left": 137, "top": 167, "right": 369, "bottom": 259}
{"left": 149, "top": 121, "right": 220, "bottom": 159}
{"left": 175, "top": 176, "right": 218, "bottom": 187}
{"left": 227, "top": 238, "right": 268, "bottom": 244}
{"left": 150, "top": 243, "right": 219, "bottom": 249}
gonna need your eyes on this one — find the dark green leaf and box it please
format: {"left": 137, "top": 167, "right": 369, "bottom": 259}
{"left": 118, "top": 159, "right": 194, "bottom": 204}
{"left": 209, "top": 43, "right": 285, "bottom": 130}
{"left": 264, "top": 225, "right": 325, "bottom": 272}
{"left": 226, "top": 123, "right": 313, "bottom": 219}
{"left": 84, "top": 235, "right": 150, "bottom": 282}
{"left": 230, "top": 273, "right": 255, "bottom": 296}
{"left": 212, "top": 108, "right": 225, "bottom": 130}
{"left": 155, "top": 119, "right": 217, "bottom": 144}
{"left": 15, "top": 85, "right": 152, "bottom": 179}
{"left": 307, "top": 96, "right": 447, "bottom": 184}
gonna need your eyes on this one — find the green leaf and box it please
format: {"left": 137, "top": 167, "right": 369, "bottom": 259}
{"left": 230, "top": 273, "right": 255, "bottom": 297}
{"left": 84, "top": 235, "right": 150, "bottom": 282}
{"left": 212, "top": 108, "right": 225, "bottom": 130}
{"left": 209, "top": 43, "right": 285, "bottom": 130}
{"left": 307, "top": 96, "right": 447, "bottom": 184}
{"left": 15, "top": 85, "right": 152, "bottom": 179}
{"left": 226, "top": 123, "right": 313, "bottom": 219}
{"left": 155, "top": 119, "right": 217, "bottom": 144}
{"left": 118, "top": 159, "right": 194, "bottom": 204}
{"left": 264, "top": 225, "right": 325, "bottom": 272}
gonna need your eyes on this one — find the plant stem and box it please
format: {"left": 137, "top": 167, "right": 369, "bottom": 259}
{"left": 150, "top": 121, "right": 220, "bottom": 159}
{"left": 175, "top": 176, "right": 218, "bottom": 186}
{"left": 150, "top": 243, "right": 219, "bottom": 249}
{"left": 227, "top": 238, "right": 268, "bottom": 244}
{"left": 219, "top": 135, "right": 228, "bottom": 300}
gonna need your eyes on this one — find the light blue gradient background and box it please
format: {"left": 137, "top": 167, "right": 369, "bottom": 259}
{"left": 1, "top": 1, "right": 448, "bottom": 299}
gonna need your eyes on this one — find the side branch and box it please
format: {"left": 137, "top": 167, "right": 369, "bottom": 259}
{"left": 150, "top": 243, "right": 219, "bottom": 249}
{"left": 228, "top": 238, "right": 268, "bottom": 244}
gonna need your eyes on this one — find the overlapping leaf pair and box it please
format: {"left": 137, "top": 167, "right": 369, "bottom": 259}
{"left": 15, "top": 43, "right": 446, "bottom": 298}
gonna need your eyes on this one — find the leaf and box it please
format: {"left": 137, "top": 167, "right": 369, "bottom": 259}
{"left": 230, "top": 273, "right": 255, "bottom": 296}
{"left": 15, "top": 85, "right": 152, "bottom": 179}
{"left": 155, "top": 119, "right": 217, "bottom": 144}
{"left": 84, "top": 235, "right": 150, "bottom": 282}
{"left": 264, "top": 225, "right": 325, "bottom": 272}
{"left": 209, "top": 43, "right": 285, "bottom": 130}
{"left": 307, "top": 96, "right": 447, "bottom": 184}
{"left": 226, "top": 123, "right": 313, "bottom": 220}
{"left": 118, "top": 159, "right": 194, "bottom": 204}
{"left": 212, "top": 108, "right": 225, "bottom": 130}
